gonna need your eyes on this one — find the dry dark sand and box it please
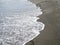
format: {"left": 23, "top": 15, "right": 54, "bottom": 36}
{"left": 26, "top": 0, "right": 60, "bottom": 45}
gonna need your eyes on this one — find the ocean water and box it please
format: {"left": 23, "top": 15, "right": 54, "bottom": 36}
{"left": 0, "top": 0, "right": 45, "bottom": 45}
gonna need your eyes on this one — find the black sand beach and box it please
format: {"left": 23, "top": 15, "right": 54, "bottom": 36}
{"left": 26, "top": 0, "right": 60, "bottom": 45}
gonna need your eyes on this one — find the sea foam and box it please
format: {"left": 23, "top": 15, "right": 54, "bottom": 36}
{"left": 0, "top": 0, "right": 45, "bottom": 45}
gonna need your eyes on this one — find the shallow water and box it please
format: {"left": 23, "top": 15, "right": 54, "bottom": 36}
{"left": 0, "top": 0, "right": 44, "bottom": 45}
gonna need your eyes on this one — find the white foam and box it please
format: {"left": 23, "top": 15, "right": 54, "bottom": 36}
{"left": 0, "top": 0, "right": 45, "bottom": 45}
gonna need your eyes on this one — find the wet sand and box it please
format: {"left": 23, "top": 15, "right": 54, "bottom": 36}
{"left": 26, "top": 0, "right": 60, "bottom": 45}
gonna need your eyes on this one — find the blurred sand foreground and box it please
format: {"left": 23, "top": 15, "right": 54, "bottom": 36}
{"left": 26, "top": 0, "right": 60, "bottom": 45}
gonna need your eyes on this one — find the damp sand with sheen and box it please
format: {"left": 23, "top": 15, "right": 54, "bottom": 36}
{"left": 0, "top": 0, "right": 45, "bottom": 45}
